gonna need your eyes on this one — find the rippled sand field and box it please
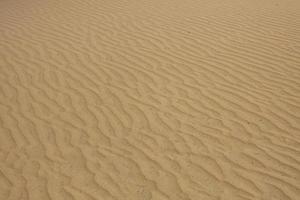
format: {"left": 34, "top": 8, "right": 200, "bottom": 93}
{"left": 1, "top": 0, "right": 300, "bottom": 200}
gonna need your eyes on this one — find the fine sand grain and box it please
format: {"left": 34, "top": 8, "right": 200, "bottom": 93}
{"left": 1, "top": 0, "right": 300, "bottom": 199}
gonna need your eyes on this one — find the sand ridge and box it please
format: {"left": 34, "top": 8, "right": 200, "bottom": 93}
{"left": 1, "top": 0, "right": 300, "bottom": 199}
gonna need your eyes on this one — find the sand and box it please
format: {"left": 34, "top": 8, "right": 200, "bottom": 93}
{"left": 1, "top": 0, "right": 300, "bottom": 199}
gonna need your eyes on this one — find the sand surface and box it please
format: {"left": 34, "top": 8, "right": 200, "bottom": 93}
{"left": 1, "top": 0, "right": 300, "bottom": 199}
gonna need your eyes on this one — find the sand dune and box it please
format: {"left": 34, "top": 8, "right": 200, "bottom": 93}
{"left": 1, "top": 0, "right": 300, "bottom": 199}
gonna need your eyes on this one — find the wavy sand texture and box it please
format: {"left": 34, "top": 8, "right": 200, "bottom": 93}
{"left": 1, "top": 0, "right": 300, "bottom": 199}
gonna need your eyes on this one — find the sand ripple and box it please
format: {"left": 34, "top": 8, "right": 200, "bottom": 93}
{"left": 1, "top": 0, "right": 300, "bottom": 199}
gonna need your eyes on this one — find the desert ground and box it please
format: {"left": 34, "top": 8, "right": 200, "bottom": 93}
{"left": 1, "top": 0, "right": 300, "bottom": 199}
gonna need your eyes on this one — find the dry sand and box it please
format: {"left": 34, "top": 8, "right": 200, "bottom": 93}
{"left": 1, "top": 0, "right": 300, "bottom": 199}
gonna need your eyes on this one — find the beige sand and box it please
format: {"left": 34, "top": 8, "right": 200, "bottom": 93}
{"left": 1, "top": 0, "right": 300, "bottom": 199}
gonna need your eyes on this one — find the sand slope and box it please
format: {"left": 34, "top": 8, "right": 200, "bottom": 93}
{"left": 1, "top": 0, "right": 300, "bottom": 199}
